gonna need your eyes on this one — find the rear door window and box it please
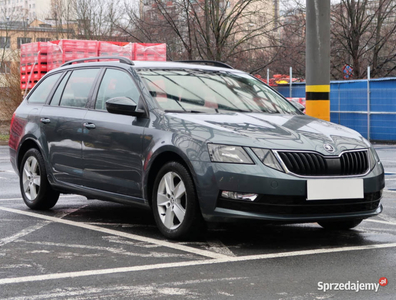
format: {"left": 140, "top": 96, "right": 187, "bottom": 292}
{"left": 95, "top": 69, "right": 141, "bottom": 110}
{"left": 28, "top": 73, "right": 62, "bottom": 104}
{"left": 50, "top": 72, "right": 71, "bottom": 106}
{"left": 60, "top": 69, "right": 100, "bottom": 108}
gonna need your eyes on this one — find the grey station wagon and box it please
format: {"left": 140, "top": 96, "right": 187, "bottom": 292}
{"left": 9, "top": 57, "right": 385, "bottom": 239}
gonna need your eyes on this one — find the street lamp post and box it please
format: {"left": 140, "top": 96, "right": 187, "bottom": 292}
{"left": 305, "top": 0, "right": 331, "bottom": 121}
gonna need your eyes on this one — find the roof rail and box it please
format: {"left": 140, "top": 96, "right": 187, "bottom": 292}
{"left": 60, "top": 56, "right": 134, "bottom": 67}
{"left": 176, "top": 60, "right": 234, "bottom": 69}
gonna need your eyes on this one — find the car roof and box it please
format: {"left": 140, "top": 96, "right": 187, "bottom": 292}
{"left": 51, "top": 60, "right": 245, "bottom": 74}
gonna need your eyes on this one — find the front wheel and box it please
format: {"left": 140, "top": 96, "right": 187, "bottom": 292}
{"left": 318, "top": 219, "right": 363, "bottom": 230}
{"left": 152, "top": 162, "right": 204, "bottom": 240}
{"left": 20, "top": 149, "right": 60, "bottom": 210}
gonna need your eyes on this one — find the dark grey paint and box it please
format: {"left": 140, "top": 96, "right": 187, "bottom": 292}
{"left": 82, "top": 110, "right": 144, "bottom": 197}
{"left": 9, "top": 61, "right": 385, "bottom": 224}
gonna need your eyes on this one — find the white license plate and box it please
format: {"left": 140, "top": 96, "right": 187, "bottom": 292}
{"left": 307, "top": 179, "right": 364, "bottom": 200}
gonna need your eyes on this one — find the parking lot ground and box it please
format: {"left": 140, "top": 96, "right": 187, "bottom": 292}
{"left": 0, "top": 145, "right": 395, "bottom": 299}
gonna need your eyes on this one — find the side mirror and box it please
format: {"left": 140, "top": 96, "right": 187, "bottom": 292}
{"left": 106, "top": 97, "right": 145, "bottom": 117}
{"left": 291, "top": 101, "right": 305, "bottom": 113}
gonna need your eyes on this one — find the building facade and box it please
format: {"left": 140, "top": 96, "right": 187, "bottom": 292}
{"left": 0, "top": 0, "right": 53, "bottom": 21}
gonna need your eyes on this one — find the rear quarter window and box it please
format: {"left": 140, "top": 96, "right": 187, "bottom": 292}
{"left": 28, "top": 73, "right": 62, "bottom": 104}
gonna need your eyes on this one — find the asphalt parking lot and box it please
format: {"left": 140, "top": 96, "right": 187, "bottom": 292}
{"left": 0, "top": 144, "right": 395, "bottom": 299}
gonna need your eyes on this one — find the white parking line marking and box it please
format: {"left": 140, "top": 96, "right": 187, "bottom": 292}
{"left": 1, "top": 242, "right": 396, "bottom": 285}
{"left": 0, "top": 207, "right": 85, "bottom": 247}
{"left": 88, "top": 222, "right": 156, "bottom": 228}
{"left": 0, "top": 277, "right": 246, "bottom": 299}
{"left": 0, "top": 198, "right": 22, "bottom": 202}
{"left": 366, "top": 219, "right": 396, "bottom": 226}
{"left": 0, "top": 206, "right": 227, "bottom": 259}
{"left": 384, "top": 189, "right": 396, "bottom": 193}
{"left": 206, "top": 239, "right": 236, "bottom": 257}
{"left": 17, "top": 240, "right": 196, "bottom": 259}
{"left": 0, "top": 222, "right": 50, "bottom": 247}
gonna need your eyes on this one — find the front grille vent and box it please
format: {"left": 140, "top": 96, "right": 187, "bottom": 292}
{"left": 340, "top": 151, "right": 368, "bottom": 175}
{"left": 277, "top": 150, "right": 369, "bottom": 176}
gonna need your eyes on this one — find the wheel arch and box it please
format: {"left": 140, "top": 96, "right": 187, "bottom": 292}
{"left": 17, "top": 137, "right": 43, "bottom": 172}
{"left": 144, "top": 147, "right": 197, "bottom": 208}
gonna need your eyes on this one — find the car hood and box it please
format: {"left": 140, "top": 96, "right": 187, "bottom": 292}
{"left": 165, "top": 112, "right": 369, "bottom": 155}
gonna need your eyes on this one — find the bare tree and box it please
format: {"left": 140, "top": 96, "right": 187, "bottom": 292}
{"left": 118, "top": 0, "right": 280, "bottom": 72}
{"left": 266, "top": 0, "right": 306, "bottom": 77}
{"left": 49, "top": 0, "right": 76, "bottom": 39}
{"left": 268, "top": 0, "right": 396, "bottom": 80}
{"left": 68, "top": 0, "right": 124, "bottom": 40}
{"left": 0, "top": 9, "right": 26, "bottom": 122}
{"left": 331, "top": 0, "right": 396, "bottom": 79}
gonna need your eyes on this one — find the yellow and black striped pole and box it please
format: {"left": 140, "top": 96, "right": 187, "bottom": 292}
{"left": 306, "top": 0, "right": 330, "bottom": 122}
{"left": 305, "top": 85, "right": 330, "bottom": 121}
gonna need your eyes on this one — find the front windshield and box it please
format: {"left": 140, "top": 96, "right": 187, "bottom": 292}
{"left": 137, "top": 68, "right": 300, "bottom": 114}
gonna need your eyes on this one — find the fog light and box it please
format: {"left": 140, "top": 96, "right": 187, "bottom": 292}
{"left": 221, "top": 191, "right": 258, "bottom": 201}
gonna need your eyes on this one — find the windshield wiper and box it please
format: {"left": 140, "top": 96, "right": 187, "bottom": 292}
{"left": 217, "top": 108, "right": 251, "bottom": 113}
{"left": 164, "top": 109, "right": 216, "bottom": 114}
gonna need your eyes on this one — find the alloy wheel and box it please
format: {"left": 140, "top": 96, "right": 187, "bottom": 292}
{"left": 22, "top": 156, "right": 41, "bottom": 201}
{"left": 156, "top": 171, "right": 187, "bottom": 230}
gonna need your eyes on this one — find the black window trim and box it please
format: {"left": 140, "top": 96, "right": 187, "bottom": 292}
{"left": 87, "top": 66, "right": 148, "bottom": 115}
{"left": 55, "top": 67, "right": 102, "bottom": 109}
{"left": 87, "top": 67, "right": 106, "bottom": 110}
{"left": 26, "top": 71, "right": 65, "bottom": 105}
{"left": 47, "top": 71, "right": 72, "bottom": 106}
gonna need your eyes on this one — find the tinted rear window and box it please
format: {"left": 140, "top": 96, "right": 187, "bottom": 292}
{"left": 28, "top": 73, "right": 62, "bottom": 104}
{"left": 60, "top": 69, "right": 100, "bottom": 108}
{"left": 50, "top": 72, "right": 71, "bottom": 106}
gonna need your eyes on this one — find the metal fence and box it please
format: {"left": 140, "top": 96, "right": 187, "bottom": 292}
{"left": 275, "top": 78, "right": 396, "bottom": 142}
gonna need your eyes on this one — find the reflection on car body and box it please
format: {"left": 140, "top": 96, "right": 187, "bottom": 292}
{"left": 9, "top": 58, "right": 385, "bottom": 239}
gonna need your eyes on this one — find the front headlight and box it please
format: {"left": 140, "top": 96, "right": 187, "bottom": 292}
{"left": 362, "top": 138, "right": 381, "bottom": 170}
{"left": 363, "top": 138, "right": 380, "bottom": 171}
{"left": 207, "top": 144, "right": 253, "bottom": 164}
{"left": 368, "top": 147, "right": 380, "bottom": 170}
{"left": 251, "top": 148, "right": 284, "bottom": 172}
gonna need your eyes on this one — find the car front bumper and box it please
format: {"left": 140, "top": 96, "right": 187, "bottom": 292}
{"left": 197, "top": 159, "right": 385, "bottom": 223}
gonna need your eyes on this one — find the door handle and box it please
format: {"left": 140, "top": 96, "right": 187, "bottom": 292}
{"left": 83, "top": 122, "right": 96, "bottom": 129}
{"left": 40, "top": 118, "right": 51, "bottom": 124}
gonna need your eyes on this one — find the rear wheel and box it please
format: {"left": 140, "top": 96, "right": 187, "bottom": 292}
{"left": 20, "top": 149, "right": 60, "bottom": 210}
{"left": 152, "top": 162, "right": 204, "bottom": 240}
{"left": 318, "top": 219, "right": 363, "bottom": 230}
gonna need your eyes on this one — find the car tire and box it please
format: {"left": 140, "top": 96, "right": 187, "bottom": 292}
{"left": 19, "top": 148, "right": 60, "bottom": 210}
{"left": 152, "top": 161, "right": 205, "bottom": 240}
{"left": 318, "top": 219, "right": 363, "bottom": 230}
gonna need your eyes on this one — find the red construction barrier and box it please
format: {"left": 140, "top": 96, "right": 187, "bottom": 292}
{"left": 134, "top": 43, "right": 166, "bottom": 61}
{"left": 107, "top": 41, "right": 129, "bottom": 47}
{"left": 20, "top": 81, "right": 37, "bottom": 90}
{"left": 46, "top": 42, "right": 62, "bottom": 71}
{"left": 47, "top": 40, "right": 99, "bottom": 71}
{"left": 20, "top": 42, "right": 48, "bottom": 65}
{"left": 20, "top": 42, "right": 48, "bottom": 90}
{"left": 21, "top": 40, "right": 168, "bottom": 90}
{"left": 98, "top": 42, "right": 134, "bottom": 60}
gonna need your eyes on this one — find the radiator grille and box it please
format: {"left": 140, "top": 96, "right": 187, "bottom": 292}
{"left": 278, "top": 150, "right": 369, "bottom": 176}
{"left": 340, "top": 151, "right": 369, "bottom": 175}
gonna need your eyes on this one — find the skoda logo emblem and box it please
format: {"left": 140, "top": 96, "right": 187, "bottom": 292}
{"left": 324, "top": 144, "right": 335, "bottom": 153}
